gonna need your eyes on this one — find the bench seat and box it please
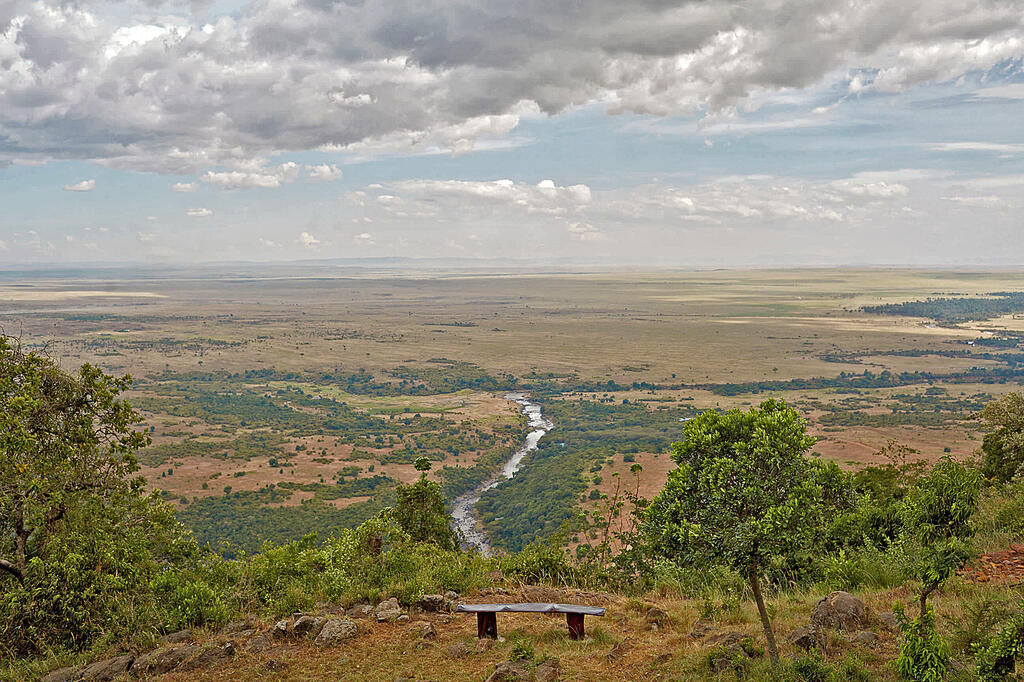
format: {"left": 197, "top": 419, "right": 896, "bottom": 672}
{"left": 456, "top": 602, "right": 605, "bottom": 639}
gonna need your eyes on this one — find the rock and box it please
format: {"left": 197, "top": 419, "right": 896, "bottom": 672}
{"left": 134, "top": 645, "right": 201, "bottom": 676}
{"left": 315, "top": 618, "right": 360, "bottom": 646}
{"left": 42, "top": 667, "right": 80, "bottom": 682}
{"left": 436, "top": 614, "right": 453, "bottom": 624}
{"left": 534, "top": 658, "right": 560, "bottom": 682}
{"left": 178, "top": 642, "right": 236, "bottom": 672}
{"left": 690, "top": 617, "right": 717, "bottom": 639}
{"left": 704, "top": 632, "right": 747, "bottom": 655}
{"left": 419, "top": 594, "right": 445, "bottom": 612}
{"left": 79, "top": 654, "right": 134, "bottom": 681}
{"left": 272, "top": 619, "right": 290, "bottom": 638}
{"left": 244, "top": 633, "right": 276, "bottom": 654}
{"left": 292, "top": 615, "right": 326, "bottom": 637}
{"left": 263, "top": 658, "right": 289, "bottom": 672}
{"left": 418, "top": 622, "right": 437, "bottom": 639}
{"left": 348, "top": 604, "right": 375, "bottom": 619}
{"left": 291, "top": 611, "right": 310, "bottom": 620}
{"left": 644, "top": 605, "right": 670, "bottom": 628}
{"left": 606, "top": 639, "right": 633, "bottom": 661}
{"left": 161, "top": 629, "right": 192, "bottom": 644}
{"left": 879, "top": 611, "right": 898, "bottom": 630}
{"left": 397, "top": 615, "right": 410, "bottom": 623}
{"left": 811, "top": 591, "right": 869, "bottom": 633}
{"left": 854, "top": 631, "right": 879, "bottom": 648}
{"left": 443, "top": 590, "right": 459, "bottom": 601}
{"left": 444, "top": 642, "right": 474, "bottom": 658}
{"left": 484, "top": 660, "right": 532, "bottom": 682}
{"left": 221, "top": 618, "right": 257, "bottom": 635}
{"left": 475, "top": 639, "right": 494, "bottom": 653}
{"left": 787, "top": 625, "right": 822, "bottom": 650}
{"left": 376, "top": 597, "right": 403, "bottom": 622}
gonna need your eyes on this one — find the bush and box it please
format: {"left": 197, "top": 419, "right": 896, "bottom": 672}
{"left": 894, "top": 604, "right": 950, "bottom": 682}
{"left": 975, "top": 606, "right": 1024, "bottom": 681}
{"left": 500, "top": 536, "right": 580, "bottom": 586}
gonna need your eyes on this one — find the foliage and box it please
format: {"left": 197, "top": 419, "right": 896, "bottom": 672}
{"left": 894, "top": 603, "right": 951, "bottom": 682}
{"left": 0, "top": 336, "right": 194, "bottom": 657}
{"left": 901, "top": 456, "right": 981, "bottom": 617}
{"left": 978, "top": 393, "right": 1024, "bottom": 482}
{"left": 864, "top": 292, "right": 1024, "bottom": 324}
{"left": 642, "top": 399, "right": 854, "bottom": 666}
{"left": 975, "top": 605, "right": 1024, "bottom": 681}
{"left": 500, "top": 536, "right": 581, "bottom": 586}
{"left": 393, "top": 475, "right": 459, "bottom": 551}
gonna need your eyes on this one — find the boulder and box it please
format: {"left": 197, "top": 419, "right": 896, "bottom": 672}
{"left": 535, "top": 657, "right": 560, "bottom": 681}
{"left": 418, "top": 622, "right": 437, "bottom": 639}
{"left": 161, "top": 629, "right": 192, "bottom": 645}
{"left": 419, "top": 594, "right": 445, "bottom": 612}
{"left": 316, "top": 601, "right": 346, "bottom": 617}
{"left": 644, "top": 605, "right": 669, "bottom": 628}
{"left": 315, "top": 618, "right": 360, "bottom": 646}
{"left": 854, "top": 631, "right": 879, "bottom": 648}
{"left": 376, "top": 597, "right": 403, "bottom": 622}
{"left": 178, "top": 642, "right": 236, "bottom": 672}
{"left": 811, "top": 591, "right": 869, "bottom": 633}
{"left": 879, "top": 611, "right": 899, "bottom": 630}
{"left": 42, "top": 667, "right": 80, "bottom": 682}
{"left": 787, "top": 625, "right": 822, "bottom": 651}
{"left": 272, "top": 619, "right": 290, "bottom": 638}
{"left": 245, "top": 633, "right": 276, "bottom": 654}
{"left": 484, "top": 660, "right": 532, "bottom": 682}
{"left": 348, "top": 604, "right": 375, "bottom": 619}
{"left": 444, "top": 642, "right": 474, "bottom": 658}
{"left": 221, "top": 618, "right": 257, "bottom": 635}
{"left": 133, "top": 645, "right": 201, "bottom": 676}
{"left": 79, "top": 655, "right": 134, "bottom": 681}
{"left": 292, "top": 615, "right": 326, "bottom": 637}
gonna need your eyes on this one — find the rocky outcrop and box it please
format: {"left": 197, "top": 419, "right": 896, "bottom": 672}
{"left": 134, "top": 645, "right": 201, "bottom": 676}
{"left": 375, "top": 597, "right": 403, "bottom": 622}
{"left": 484, "top": 660, "right": 532, "bottom": 681}
{"left": 314, "top": 618, "right": 360, "bottom": 646}
{"left": 811, "top": 591, "right": 870, "bottom": 633}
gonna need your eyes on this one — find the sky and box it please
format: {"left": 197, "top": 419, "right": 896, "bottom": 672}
{"left": 1, "top": 0, "right": 1022, "bottom": 267}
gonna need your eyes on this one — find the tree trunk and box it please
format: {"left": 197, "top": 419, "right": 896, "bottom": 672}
{"left": 14, "top": 502, "right": 28, "bottom": 572}
{"left": 749, "top": 566, "right": 780, "bottom": 668}
{"left": 0, "top": 558, "right": 23, "bottom": 584}
{"left": 919, "top": 581, "right": 938, "bottom": 620}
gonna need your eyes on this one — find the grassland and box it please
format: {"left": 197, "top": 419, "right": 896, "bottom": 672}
{"left": 4, "top": 266, "right": 1024, "bottom": 551}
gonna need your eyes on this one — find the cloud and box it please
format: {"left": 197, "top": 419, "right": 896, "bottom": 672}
{"left": 171, "top": 182, "right": 197, "bottom": 192}
{"left": 136, "top": 232, "right": 156, "bottom": 242}
{"left": 927, "top": 142, "right": 1024, "bottom": 154}
{"left": 943, "top": 195, "right": 1007, "bottom": 207}
{"left": 1, "top": 0, "right": 1021, "bottom": 171}
{"left": 298, "top": 231, "right": 321, "bottom": 249}
{"left": 307, "top": 164, "right": 343, "bottom": 182}
{"left": 201, "top": 162, "right": 301, "bottom": 189}
{"left": 257, "top": 237, "right": 280, "bottom": 248}
{"left": 353, "top": 232, "right": 375, "bottom": 245}
{"left": 186, "top": 207, "right": 212, "bottom": 217}
{"left": 0, "top": 240, "right": 8, "bottom": 252}
{"left": 62, "top": 179, "right": 96, "bottom": 192}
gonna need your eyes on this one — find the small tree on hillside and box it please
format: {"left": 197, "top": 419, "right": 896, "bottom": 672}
{"left": 394, "top": 456, "right": 458, "bottom": 550}
{"left": 645, "top": 399, "right": 850, "bottom": 667}
{"left": 902, "top": 456, "right": 981, "bottom": 619}
{"left": 978, "top": 392, "right": 1024, "bottom": 482}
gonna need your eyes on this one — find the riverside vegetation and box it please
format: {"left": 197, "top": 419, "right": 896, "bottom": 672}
{"left": 4, "top": 331, "right": 1024, "bottom": 681}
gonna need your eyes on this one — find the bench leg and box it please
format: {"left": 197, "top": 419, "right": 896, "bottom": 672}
{"left": 566, "top": 613, "right": 585, "bottom": 640}
{"left": 477, "top": 612, "right": 498, "bottom": 639}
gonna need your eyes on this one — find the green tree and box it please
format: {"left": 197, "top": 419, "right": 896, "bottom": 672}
{"left": 393, "top": 456, "right": 458, "bottom": 550}
{"left": 978, "top": 392, "right": 1024, "bottom": 482}
{"left": 645, "top": 399, "right": 850, "bottom": 667}
{"left": 901, "top": 456, "right": 980, "bottom": 619}
{"left": 0, "top": 336, "right": 189, "bottom": 655}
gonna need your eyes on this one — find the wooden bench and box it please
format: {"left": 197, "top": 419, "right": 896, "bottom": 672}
{"left": 456, "top": 603, "right": 605, "bottom": 640}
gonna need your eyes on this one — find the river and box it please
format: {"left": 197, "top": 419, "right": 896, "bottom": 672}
{"left": 450, "top": 392, "right": 553, "bottom": 555}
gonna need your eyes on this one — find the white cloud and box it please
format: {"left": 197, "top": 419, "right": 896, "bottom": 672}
{"left": 353, "top": 232, "right": 375, "bottom": 245}
{"left": 307, "top": 164, "right": 344, "bottom": 182}
{"left": 927, "top": 142, "right": 1024, "bottom": 154}
{"left": 298, "top": 231, "right": 321, "bottom": 249}
{"left": 136, "top": 232, "right": 156, "bottom": 242}
{"left": 186, "top": 208, "right": 212, "bottom": 217}
{"left": 202, "top": 162, "right": 301, "bottom": 190}
{"left": 171, "top": 182, "right": 197, "bottom": 192}
{"left": 257, "top": 238, "right": 280, "bottom": 248}
{"left": 62, "top": 179, "right": 95, "bottom": 192}
{"left": 0, "top": 240, "right": 8, "bottom": 252}
{"left": 943, "top": 195, "right": 1007, "bottom": 207}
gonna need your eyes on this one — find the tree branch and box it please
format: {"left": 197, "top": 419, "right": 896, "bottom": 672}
{"left": 0, "top": 558, "right": 24, "bottom": 584}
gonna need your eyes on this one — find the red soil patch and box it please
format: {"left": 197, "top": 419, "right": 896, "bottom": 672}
{"left": 959, "top": 544, "right": 1024, "bottom": 585}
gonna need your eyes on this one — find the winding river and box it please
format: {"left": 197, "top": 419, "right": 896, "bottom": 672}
{"left": 450, "top": 393, "right": 553, "bottom": 555}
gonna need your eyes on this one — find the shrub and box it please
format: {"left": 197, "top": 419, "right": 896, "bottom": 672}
{"left": 894, "top": 603, "right": 950, "bottom": 682}
{"left": 975, "top": 606, "right": 1024, "bottom": 681}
